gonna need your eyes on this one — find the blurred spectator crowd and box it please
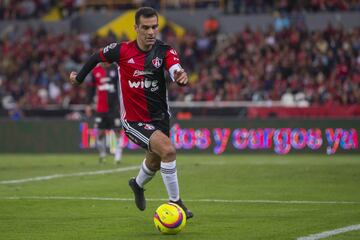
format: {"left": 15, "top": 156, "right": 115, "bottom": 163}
{"left": 169, "top": 24, "right": 359, "bottom": 106}
{"left": 223, "top": 0, "right": 360, "bottom": 14}
{"left": 1, "top": 0, "right": 360, "bottom": 20}
{"left": 1, "top": 0, "right": 360, "bottom": 114}
{"left": 0, "top": 24, "right": 119, "bottom": 110}
{"left": 0, "top": 0, "right": 57, "bottom": 19}
{"left": 1, "top": 20, "right": 359, "bottom": 112}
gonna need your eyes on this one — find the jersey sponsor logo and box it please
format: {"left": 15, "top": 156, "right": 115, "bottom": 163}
{"left": 127, "top": 58, "right": 135, "bottom": 64}
{"left": 133, "top": 70, "right": 154, "bottom": 77}
{"left": 152, "top": 57, "right": 163, "bottom": 68}
{"left": 98, "top": 77, "right": 116, "bottom": 92}
{"left": 109, "top": 70, "right": 117, "bottom": 77}
{"left": 98, "top": 83, "right": 116, "bottom": 92}
{"left": 100, "top": 77, "right": 110, "bottom": 83}
{"left": 128, "top": 78, "right": 159, "bottom": 92}
{"left": 170, "top": 49, "right": 177, "bottom": 55}
{"left": 173, "top": 57, "right": 179, "bottom": 61}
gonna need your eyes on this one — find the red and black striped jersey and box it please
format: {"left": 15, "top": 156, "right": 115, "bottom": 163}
{"left": 87, "top": 64, "right": 119, "bottom": 114}
{"left": 99, "top": 40, "right": 181, "bottom": 122}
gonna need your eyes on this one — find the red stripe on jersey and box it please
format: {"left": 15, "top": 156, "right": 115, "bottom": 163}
{"left": 92, "top": 65, "right": 108, "bottom": 112}
{"left": 99, "top": 50, "right": 106, "bottom": 62}
{"left": 165, "top": 48, "right": 180, "bottom": 71}
{"left": 118, "top": 42, "right": 151, "bottom": 122}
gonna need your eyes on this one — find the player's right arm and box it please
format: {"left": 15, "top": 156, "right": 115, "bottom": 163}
{"left": 69, "top": 43, "right": 120, "bottom": 86}
{"left": 164, "top": 47, "right": 188, "bottom": 86}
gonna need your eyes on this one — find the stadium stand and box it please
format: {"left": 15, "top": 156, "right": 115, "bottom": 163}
{"left": 1, "top": 24, "right": 358, "bottom": 109}
{"left": 1, "top": 0, "right": 360, "bottom": 20}
{"left": 0, "top": 1, "right": 359, "bottom": 118}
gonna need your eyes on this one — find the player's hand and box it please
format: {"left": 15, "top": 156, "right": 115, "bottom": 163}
{"left": 69, "top": 71, "right": 80, "bottom": 86}
{"left": 174, "top": 69, "right": 188, "bottom": 86}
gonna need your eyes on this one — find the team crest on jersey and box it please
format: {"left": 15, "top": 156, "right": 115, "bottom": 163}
{"left": 152, "top": 57, "right": 163, "bottom": 68}
{"left": 170, "top": 49, "right": 177, "bottom": 55}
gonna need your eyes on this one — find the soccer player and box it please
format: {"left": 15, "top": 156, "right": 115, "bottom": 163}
{"left": 69, "top": 7, "right": 193, "bottom": 219}
{"left": 86, "top": 63, "right": 123, "bottom": 164}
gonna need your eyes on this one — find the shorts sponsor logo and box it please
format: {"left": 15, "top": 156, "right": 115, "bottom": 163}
{"left": 137, "top": 123, "right": 155, "bottom": 130}
{"left": 152, "top": 57, "right": 163, "bottom": 68}
{"left": 144, "top": 124, "right": 155, "bottom": 130}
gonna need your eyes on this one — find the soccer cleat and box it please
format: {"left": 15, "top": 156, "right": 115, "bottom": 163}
{"left": 128, "top": 177, "right": 146, "bottom": 211}
{"left": 170, "top": 199, "right": 194, "bottom": 219}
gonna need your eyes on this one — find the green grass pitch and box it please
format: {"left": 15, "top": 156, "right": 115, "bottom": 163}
{"left": 0, "top": 154, "right": 359, "bottom": 240}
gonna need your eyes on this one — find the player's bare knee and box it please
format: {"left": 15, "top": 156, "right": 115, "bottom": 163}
{"left": 161, "top": 145, "right": 176, "bottom": 162}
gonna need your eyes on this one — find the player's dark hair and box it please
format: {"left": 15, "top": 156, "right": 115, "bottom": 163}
{"left": 135, "top": 7, "right": 158, "bottom": 25}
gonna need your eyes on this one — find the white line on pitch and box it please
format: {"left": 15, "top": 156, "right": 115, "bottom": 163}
{"left": 0, "top": 166, "right": 139, "bottom": 184}
{"left": 1, "top": 196, "right": 360, "bottom": 205}
{"left": 297, "top": 224, "right": 360, "bottom": 240}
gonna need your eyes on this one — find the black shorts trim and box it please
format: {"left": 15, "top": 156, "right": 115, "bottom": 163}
{"left": 121, "top": 118, "right": 169, "bottom": 150}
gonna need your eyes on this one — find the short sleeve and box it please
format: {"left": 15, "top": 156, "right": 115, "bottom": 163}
{"left": 99, "top": 43, "right": 120, "bottom": 63}
{"left": 165, "top": 48, "right": 181, "bottom": 71}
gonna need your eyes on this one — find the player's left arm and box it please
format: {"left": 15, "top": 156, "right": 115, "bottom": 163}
{"left": 69, "top": 43, "right": 120, "bottom": 86}
{"left": 69, "top": 53, "right": 102, "bottom": 86}
{"left": 165, "top": 48, "right": 188, "bottom": 86}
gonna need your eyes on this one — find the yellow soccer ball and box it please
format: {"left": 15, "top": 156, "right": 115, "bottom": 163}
{"left": 153, "top": 202, "right": 186, "bottom": 234}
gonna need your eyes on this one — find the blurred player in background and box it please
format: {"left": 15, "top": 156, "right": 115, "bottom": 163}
{"left": 69, "top": 7, "right": 193, "bottom": 219}
{"left": 86, "top": 63, "right": 123, "bottom": 164}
